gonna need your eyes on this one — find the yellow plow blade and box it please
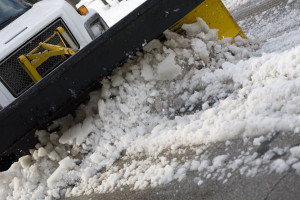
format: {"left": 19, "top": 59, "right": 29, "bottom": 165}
{"left": 170, "top": 0, "right": 246, "bottom": 39}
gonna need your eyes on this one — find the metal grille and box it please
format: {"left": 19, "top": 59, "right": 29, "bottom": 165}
{"left": 0, "top": 18, "right": 79, "bottom": 97}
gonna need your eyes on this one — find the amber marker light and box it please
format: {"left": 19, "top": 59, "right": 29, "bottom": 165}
{"left": 78, "top": 5, "right": 88, "bottom": 15}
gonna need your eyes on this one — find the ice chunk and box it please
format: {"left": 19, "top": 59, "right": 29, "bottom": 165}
{"left": 111, "top": 72, "right": 125, "bottom": 87}
{"left": 270, "top": 159, "right": 289, "bottom": 173}
{"left": 47, "top": 157, "right": 76, "bottom": 188}
{"left": 182, "top": 18, "right": 210, "bottom": 36}
{"left": 59, "top": 123, "right": 81, "bottom": 145}
{"left": 143, "top": 39, "right": 162, "bottom": 52}
{"left": 18, "top": 155, "right": 31, "bottom": 169}
{"left": 290, "top": 146, "right": 300, "bottom": 158}
{"left": 156, "top": 53, "right": 181, "bottom": 80}
{"left": 190, "top": 160, "right": 200, "bottom": 171}
{"left": 59, "top": 117, "right": 97, "bottom": 145}
{"left": 37, "top": 147, "right": 48, "bottom": 157}
{"left": 211, "top": 155, "right": 229, "bottom": 170}
{"left": 48, "top": 150, "right": 61, "bottom": 162}
{"left": 191, "top": 38, "right": 210, "bottom": 63}
{"left": 253, "top": 136, "right": 265, "bottom": 146}
{"left": 292, "top": 162, "right": 300, "bottom": 174}
{"left": 141, "top": 64, "right": 154, "bottom": 81}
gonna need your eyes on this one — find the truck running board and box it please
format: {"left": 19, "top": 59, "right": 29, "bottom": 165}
{"left": 0, "top": 0, "right": 244, "bottom": 159}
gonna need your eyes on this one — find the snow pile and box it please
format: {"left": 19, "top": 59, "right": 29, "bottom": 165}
{"left": 127, "top": 42, "right": 300, "bottom": 156}
{"left": 0, "top": 18, "right": 255, "bottom": 199}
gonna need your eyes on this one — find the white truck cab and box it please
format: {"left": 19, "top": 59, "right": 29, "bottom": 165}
{"left": 0, "top": 0, "right": 108, "bottom": 109}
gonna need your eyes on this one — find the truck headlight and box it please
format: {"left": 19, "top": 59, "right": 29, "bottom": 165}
{"left": 85, "top": 13, "right": 109, "bottom": 40}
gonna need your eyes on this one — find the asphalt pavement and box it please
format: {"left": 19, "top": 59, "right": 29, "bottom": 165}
{"left": 66, "top": 131, "right": 300, "bottom": 200}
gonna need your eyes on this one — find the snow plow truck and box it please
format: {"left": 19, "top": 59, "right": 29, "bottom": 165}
{"left": 0, "top": 0, "right": 245, "bottom": 170}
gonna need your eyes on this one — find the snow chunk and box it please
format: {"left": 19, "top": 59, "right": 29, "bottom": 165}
{"left": 190, "top": 160, "right": 201, "bottom": 171}
{"left": 18, "top": 155, "right": 31, "bottom": 169}
{"left": 212, "top": 155, "right": 229, "bottom": 170}
{"left": 290, "top": 146, "right": 300, "bottom": 158}
{"left": 191, "top": 38, "right": 210, "bottom": 63}
{"left": 111, "top": 71, "right": 125, "bottom": 87}
{"left": 292, "top": 162, "right": 300, "bottom": 174}
{"left": 37, "top": 147, "right": 48, "bottom": 157}
{"left": 270, "top": 159, "right": 289, "bottom": 173}
{"left": 59, "top": 117, "right": 97, "bottom": 145}
{"left": 141, "top": 64, "right": 154, "bottom": 81}
{"left": 253, "top": 136, "right": 265, "bottom": 146}
{"left": 182, "top": 18, "right": 210, "bottom": 36}
{"left": 47, "top": 157, "right": 76, "bottom": 188}
{"left": 156, "top": 53, "right": 181, "bottom": 80}
{"left": 143, "top": 39, "right": 163, "bottom": 52}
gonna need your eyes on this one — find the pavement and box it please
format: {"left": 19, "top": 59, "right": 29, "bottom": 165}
{"left": 66, "top": 131, "right": 300, "bottom": 200}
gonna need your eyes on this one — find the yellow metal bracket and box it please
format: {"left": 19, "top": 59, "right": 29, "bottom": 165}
{"left": 18, "top": 26, "right": 78, "bottom": 83}
{"left": 169, "top": 0, "right": 246, "bottom": 40}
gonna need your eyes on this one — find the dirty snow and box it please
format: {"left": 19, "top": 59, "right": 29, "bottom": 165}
{"left": 1, "top": 0, "right": 300, "bottom": 199}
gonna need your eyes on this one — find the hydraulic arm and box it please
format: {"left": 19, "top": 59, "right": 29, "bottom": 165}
{"left": 18, "top": 27, "right": 78, "bottom": 83}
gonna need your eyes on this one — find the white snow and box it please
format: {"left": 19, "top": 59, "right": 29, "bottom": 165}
{"left": 270, "top": 159, "right": 290, "bottom": 174}
{"left": 18, "top": 156, "right": 31, "bottom": 169}
{"left": 253, "top": 136, "right": 265, "bottom": 146}
{"left": 59, "top": 117, "right": 97, "bottom": 146}
{"left": 292, "top": 162, "right": 300, "bottom": 173}
{"left": 289, "top": 146, "right": 300, "bottom": 158}
{"left": 1, "top": 0, "right": 300, "bottom": 199}
{"left": 47, "top": 157, "right": 77, "bottom": 189}
{"left": 156, "top": 53, "right": 182, "bottom": 80}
